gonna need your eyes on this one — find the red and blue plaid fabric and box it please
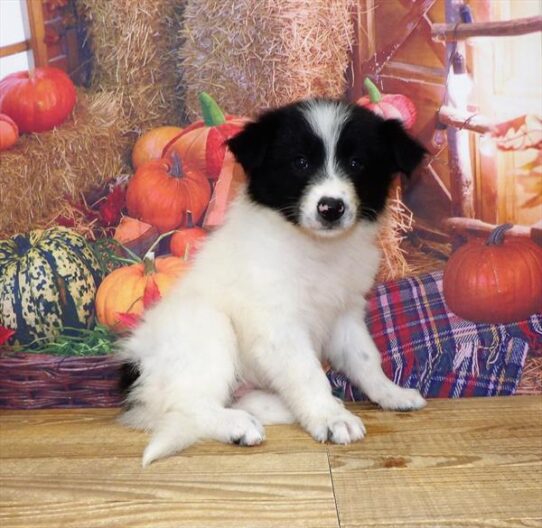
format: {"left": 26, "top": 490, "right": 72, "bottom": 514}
{"left": 326, "top": 271, "right": 542, "bottom": 400}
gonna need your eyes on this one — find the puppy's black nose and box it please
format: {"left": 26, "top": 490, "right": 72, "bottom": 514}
{"left": 317, "top": 197, "right": 345, "bottom": 223}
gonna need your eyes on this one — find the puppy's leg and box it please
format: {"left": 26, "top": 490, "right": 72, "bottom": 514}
{"left": 251, "top": 328, "right": 366, "bottom": 444}
{"left": 207, "top": 407, "right": 266, "bottom": 446}
{"left": 327, "top": 310, "right": 426, "bottom": 411}
{"left": 139, "top": 406, "right": 265, "bottom": 467}
{"left": 232, "top": 390, "right": 296, "bottom": 425}
{"left": 120, "top": 299, "right": 264, "bottom": 466}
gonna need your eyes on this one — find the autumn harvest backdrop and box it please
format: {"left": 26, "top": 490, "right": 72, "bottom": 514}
{"left": 0, "top": 0, "right": 540, "bottom": 407}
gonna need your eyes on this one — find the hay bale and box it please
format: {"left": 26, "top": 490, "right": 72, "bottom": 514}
{"left": 78, "top": 0, "right": 186, "bottom": 131}
{"left": 179, "top": 0, "right": 355, "bottom": 118}
{"left": 0, "top": 91, "right": 129, "bottom": 238}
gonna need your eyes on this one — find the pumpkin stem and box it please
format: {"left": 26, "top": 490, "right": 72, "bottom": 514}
{"left": 186, "top": 210, "right": 194, "bottom": 228}
{"left": 364, "top": 77, "right": 382, "bottom": 103}
{"left": 13, "top": 234, "right": 32, "bottom": 256}
{"left": 144, "top": 230, "right": 177, "bottom": 260}
{"left": 487, "top": 223, "right": 514, "bottom": 246}
{"left": 199, "top": 92, "right": 226, "bottom": 127}
{"left": 143, "top": 253, "right": 156, "bottom": 275}
{"left": 169, "top": 152, "right": 183, "bottom": 179}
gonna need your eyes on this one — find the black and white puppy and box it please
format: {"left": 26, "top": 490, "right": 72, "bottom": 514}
{"left": 120, "top": 99, "right": 427, "bottom": 466}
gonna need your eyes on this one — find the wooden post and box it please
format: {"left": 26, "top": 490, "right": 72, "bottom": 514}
{"left": 432, "top": 15, "right": 542, "bottom": 41}
{"left": 0, "top": 41, "right": 31, "bottom": 58}
{"left": 438, "top": 105, "right": 495, "bottom": 134}
{"left": 345, "top": 0, "right": 375, "bottom": 101}
{"left": 447, "top": 128, "right": 475, "bottom": 217}
{"left": 443, "top": 217, "right": 532, "bottom": 239}
{"left": 25, "top": 0, "right": 48, "bottom": 68}
{"left": 445, "top": 0, "right": 475, "bottom": 219}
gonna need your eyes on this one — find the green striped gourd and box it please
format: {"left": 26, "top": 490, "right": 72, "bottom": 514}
{"left": 0, "top": 227, "right": 102, "bottom": 346}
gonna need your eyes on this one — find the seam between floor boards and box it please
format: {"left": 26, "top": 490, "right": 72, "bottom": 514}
{"left": 326, "top": 448, "right": 342, "bottom": 528}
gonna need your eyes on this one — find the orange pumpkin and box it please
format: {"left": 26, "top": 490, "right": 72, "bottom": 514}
{"left": 163, "top": 92, "right": 247, "bottom": 181}
{"left": 170, "top": 211, "right": 208, "bottom": 259}
{"left": 0, "top": 113, "right": 19, "bottom": 150}
{"left": 126, "top": 153, "right": 211, "bottom": 233}
{"left": 443, "top": 224, "right": 542, "bottom": 323}
{"left": 95, "top": 255, "right": 188, "bottom": 330}
{"left": 132, "top": 126, "right": 183, "bottom": 169}
{"left": 357, "top": 78, "right": 416, "bottom": 130}
{"left": 0, "top": 67, "right": 76, "bottom": 133}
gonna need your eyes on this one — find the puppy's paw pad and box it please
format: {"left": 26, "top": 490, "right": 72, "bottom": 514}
{"left": 228, "top": 412, "right": 265, "bottom": 447}
{"left": 310, "top": 410, "right": 366, "bottom": 445}
{"left": 377, "top": 388, "right": 426, "bottom": 411}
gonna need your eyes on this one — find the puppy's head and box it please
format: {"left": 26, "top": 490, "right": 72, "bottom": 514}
{"left": 227, "top": 99, "right": 426, "bottom": 237}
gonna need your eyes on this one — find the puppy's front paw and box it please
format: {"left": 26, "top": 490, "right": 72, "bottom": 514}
{"left": 376, "top": 387, "right": 426, "bottom": 411}
{"left": 307, "top": 408, "right": 366, "bottom": 445}
{"left": 227, "top": 410, "right": 266, "bottom": 446}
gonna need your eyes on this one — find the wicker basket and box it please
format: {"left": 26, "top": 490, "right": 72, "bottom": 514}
{"left": 0, "top": 354, "right": 123, "bottom": 409}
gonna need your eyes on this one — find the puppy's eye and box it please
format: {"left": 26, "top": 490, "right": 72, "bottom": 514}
{"left": 293, "top": 156, "right": 310, "bottom": 171}
{"left": 350, "top": 158, "right": 363, "bottom": 170}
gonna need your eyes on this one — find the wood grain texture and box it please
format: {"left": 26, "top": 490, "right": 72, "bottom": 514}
{"left": 1, "top": 397, "right": 541, "bottom": 528}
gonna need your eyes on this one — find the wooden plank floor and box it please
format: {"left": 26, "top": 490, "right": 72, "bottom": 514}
{"left": 1, "top": 396, "right": 541, "bottom": 528}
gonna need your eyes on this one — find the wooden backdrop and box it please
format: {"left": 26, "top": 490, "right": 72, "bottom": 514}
{"left": 347, "top": 0, "right": 541, "bottom": 238}
{"left": 347, "top": 0, "right": 450, "bottom": 232}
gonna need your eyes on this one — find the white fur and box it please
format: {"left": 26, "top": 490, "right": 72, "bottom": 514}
{"left": 120, "top": 191, "right": 425, "bottom": 466}
{"left": 302, "top": 100, "right": 348, "bottom": 169}
{"left": 298, "top": 100, "right": 358, "bottom": 235}
{"left": 120, "top": 102, "right": 426, "bottom": 466}
{"left": 299, "top": 176, "right": 358, "bottom": 235}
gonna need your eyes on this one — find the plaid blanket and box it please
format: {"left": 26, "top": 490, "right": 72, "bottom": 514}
{"left": 326, "top": 271, "right": 542, "bottom": 400}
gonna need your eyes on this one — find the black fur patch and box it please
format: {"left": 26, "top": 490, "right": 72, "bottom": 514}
{"left": 227, "top": 99, "right": 426, "bottom": 225}
{"left": 336, "top": 107, "right": 426, "bottom": 220}
{"left": 228, "top": 103, "right": 325, "bottom": 223}
{"left": 118, "top": 362, "right": 140, "bottom": 398}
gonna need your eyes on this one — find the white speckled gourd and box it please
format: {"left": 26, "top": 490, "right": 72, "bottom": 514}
{"left": 0, "top": 227, "right": 102, "bottom": 346}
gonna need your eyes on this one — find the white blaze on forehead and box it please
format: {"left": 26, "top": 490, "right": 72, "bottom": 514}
{"left": 298, "top": 101, "right": 359, "bottom": 236}
{"left": 301, "top": 100, "right": 350, "bottom": 174}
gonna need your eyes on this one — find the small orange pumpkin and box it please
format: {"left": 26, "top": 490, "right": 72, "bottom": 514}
{"left": 357, "top": 78, "right": 416, "bottom": 130}
{"left": 0, "top": 113, "right": 19, "bottom": 150}
{"left": 95, "top": 254, "right": 188, "bottom": 331}
{"left": 126, "top": 153, "right": 211, "bottom": 233}
{"left": 132, "top": 126, "right": 183, "bottom": 169}
{"left": 170, "top": 211, "right": 208, "bottom": 259}
{"left": 162, "top": 92, "right": 247, "bottom": 181}
{"left": 443, "top": 224, "right": 542, "bottom": 323}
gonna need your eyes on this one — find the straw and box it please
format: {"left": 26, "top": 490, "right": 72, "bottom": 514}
{"left": 377, "top": 189, "right": 416, "bottom": 281}
{"left": 179, "top": 0, "right": 355, "bottom": 118}
{"left": 0, "top": 90, "right": 129, "bottom": 237}
{"left": 77, "top": 0, "right": 186, "bottom": 131}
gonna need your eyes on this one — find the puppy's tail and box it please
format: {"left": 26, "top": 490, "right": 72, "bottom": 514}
{"left": 131, "top": 392, "right": 292, "bottom": 466}
{"left": 140, "top": 411, "right": 201, "bottom": 468}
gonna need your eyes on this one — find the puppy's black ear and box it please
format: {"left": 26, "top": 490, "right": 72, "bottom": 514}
{"left": 227, "top": 118, "right": 274, "bottom": 174}
{"left": 380, "top": 119, "right": 427, "bottom": 177}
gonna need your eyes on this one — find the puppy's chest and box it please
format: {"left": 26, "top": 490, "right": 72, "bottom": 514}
{"left": 296, "top": 252, "right": 366, "bottom": 329}
{"left": 263, "top": 236, "right": 376, "bottom": 319}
